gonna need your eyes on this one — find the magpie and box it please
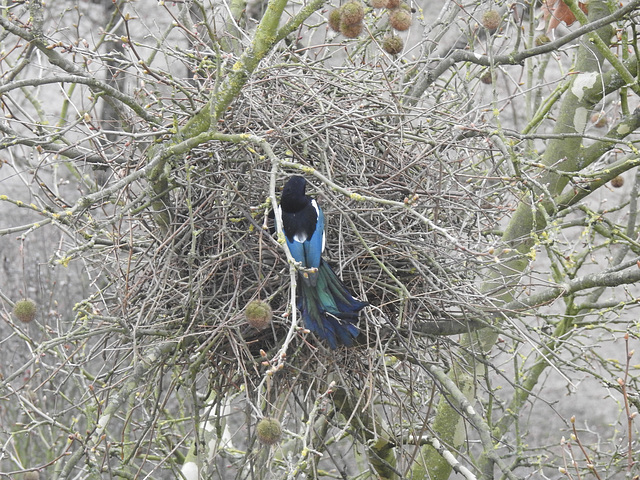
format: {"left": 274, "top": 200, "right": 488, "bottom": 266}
{"left": 280, "top": 175, "right": 368, "bottom": 349}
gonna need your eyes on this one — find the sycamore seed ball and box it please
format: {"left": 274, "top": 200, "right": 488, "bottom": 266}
{"left": 340, "top": 1, "right": 365, "bottom": 26}
{"left": 611, "top": 176, "right": 624, "bottom": 188}
{"left": 256, "top": 417, "right": 282, "bottom": 445}
{"left": 14, "top": 299, "right": 37, "bottom": 323}
{"left": 386, "top": 0, "right": 401, "bottom": 9}
{"left": 481, "top": 10, "right": 501, "bottom": 30}
{"left": 328, "top": 8, "right": 342, "bottom": 31}
{"left": 382, "top": 35, "right": 404, "bottom": 54}
{"left": 591, "top": 113, "right": 608, "bottom": 128}
{"left": 245, "top": 300, "right": 273, "bottom": 330}
{"left": 24, "top": 472, "right": 40, "bottom": 480}
{"left": 340, "top": 21, "right": 363, "bottom": 38}
{"left": 389, "top": 8, "right": 412, "bottom": 31}
{"left": 371, "top": 0, "right": 386, "bottom": 8}
{"left": 480, "top": 71, "right": 493, "bottom": 84}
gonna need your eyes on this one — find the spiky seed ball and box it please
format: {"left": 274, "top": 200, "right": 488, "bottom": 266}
{"left": 480, "top": 71, "right": 493, "bottom": 84}
{"left": 328, "top": 8, "right": 342, "bottom": 31}
{"left": 611, "top": 176, "right": 624, "bottom": 188}
{"left": 591, "top": 113, "right": 608, "bottom": 128}
{"left": 256, "top": 417, "right": 282, "bottom": 445}
{"left": 245, "top": 300, "right": 272, "bottom": 330}
{"left": 371, "top": 0, "right": 386, "bottom": 8}
{"left": 389, "top": 8, "right": 412, "bottom": 31}
{"left": 340, "top": 21, "right": 363, "bottom": 38}
{"left": 481, "top": 10, "right": 501, "bottom": 30}
{"left": 340, "top": 1, "right": 365, "bottom": 26}
{"left": 14, "top": 299, "right": 36, "bottom": 323}
{"left": 24, "top": 472, "right": 40, "bottom": 480}
{"left": 382, "top": 35, "right": 404, "bottom": 54}
{"left": 534, "top": 34, "right": 551, "bottom": 46}
{"left": 386, "top": 0, "right": 401, "bottom": 9}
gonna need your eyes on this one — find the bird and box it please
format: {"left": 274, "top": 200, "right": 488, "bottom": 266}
{"left": 279, "top": 175, "right": 368, "bottom": 349}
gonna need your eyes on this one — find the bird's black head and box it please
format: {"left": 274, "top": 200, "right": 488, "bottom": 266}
{"left": 281, "top": 175, "right": 309, "bottom": 213}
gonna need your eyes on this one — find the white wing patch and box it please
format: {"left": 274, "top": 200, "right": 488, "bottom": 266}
{"left": 312, "top": 200, "right": 326, "bottom": 252}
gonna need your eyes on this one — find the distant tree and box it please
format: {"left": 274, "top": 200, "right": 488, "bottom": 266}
{"left": 0, "top": 0, "right": 639, "bottom": 479}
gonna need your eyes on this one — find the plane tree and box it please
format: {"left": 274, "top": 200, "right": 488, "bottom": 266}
{"left": 0, "top": 0, "right": 639, "bottom": 478}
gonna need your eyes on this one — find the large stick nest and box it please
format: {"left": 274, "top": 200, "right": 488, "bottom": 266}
{"left": 98, "top": 52, "right": 509, "bottom": 393}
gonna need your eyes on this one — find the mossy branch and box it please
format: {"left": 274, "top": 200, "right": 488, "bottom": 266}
{"left": 58, "top": 342, "right": 178, "bottom": 479}
{"left": 406, "top": 0, "right": 640, "bottom": 102}
{"left": 333, "top": 387, "right": 399, "bottom": 480}
{"left": 275, "top": 0, "right": 325, "bottom": 42}
{"left": 153, "top": 0, "right": 325, "bottom": 230}
{"left": 0, "top": 12, "right": 161, "bottom": 126}
{"left": 421, "top": 0, "right": 639, "bottom": 477}
{"left": 180, "top": 0, "right": 320, "bottom": 139}
{"left": 563, "top": 0, "right": 640, "bottom": 96}
{"left": 210, "top": 0, "right": 301, "bottom": 123}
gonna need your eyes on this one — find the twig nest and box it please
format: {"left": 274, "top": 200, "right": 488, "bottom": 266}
{"left": 256, "top": 417, "right": 283, "bottom": 445}
{"left": 14, "top": 298, "right": 37, "bottom": 323}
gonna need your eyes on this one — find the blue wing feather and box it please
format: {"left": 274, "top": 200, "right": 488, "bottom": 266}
{"left": 286, "top": 238, "right": 306, "bottom": 265}
{"left": 297, "top": 259, "right": 367, "bottom": 349}
{"left": 286, "top": 201, "right": 324, "bottom": 286}
{"left": 304, "top": 201, "right": 324, "bottom": 269}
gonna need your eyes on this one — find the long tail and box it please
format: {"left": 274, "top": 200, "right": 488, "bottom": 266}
{"left": 297, "top": 260, "right": 368, "bottom": 349}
